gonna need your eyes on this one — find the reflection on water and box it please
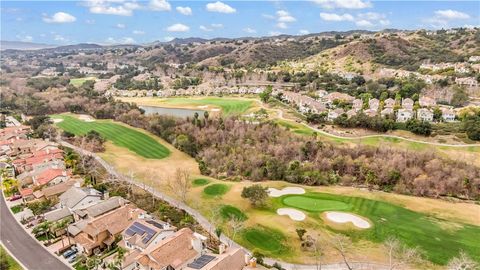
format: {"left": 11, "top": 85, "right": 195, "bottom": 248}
{"left": 140, "top": 105, "right": 205, "bottom": 118}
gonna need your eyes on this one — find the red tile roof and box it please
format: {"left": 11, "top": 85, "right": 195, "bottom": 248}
{"left": 35, "top": 169, "right": 70, "bottom": 186}
{"left": 19, "top": 188, "right": 33, "bottom": 196}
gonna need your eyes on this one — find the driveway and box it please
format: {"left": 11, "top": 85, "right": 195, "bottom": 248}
{"left": 0, "top": 192, "right": 70, "bottom": 270}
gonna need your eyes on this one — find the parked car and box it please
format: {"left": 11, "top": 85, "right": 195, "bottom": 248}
{"left": 62, "top": 248, "right": 77, "bottom": 258}
{"left": 67, "top": 254, "right": 77, "bottom": 263}
{"left": 9, "top": 194, "right": 22, "bottom": 201}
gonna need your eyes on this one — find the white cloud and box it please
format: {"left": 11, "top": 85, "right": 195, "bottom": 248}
{"left": 16, "top": 34, "right": 33, "bottom": 42}
{"left": 277, "top": 10, "right": 296, "bottom": 22}
{"left": 85, "top": 0, "right": 141, "bottom": 16}
{"left": 276, "top": 22, "right": 288, "bottom": 29}
{"left": 105, "top": 36, "right": 136, "bottom": 44}
{"left": 43, "top": 12, "right": 76, "bottom": 23}
{"left": 206, "top": 1, "right": 236, "bottom": 14}
{"left": 85, "top": 19, "right": 95, "bottom": 24}
{"left": 164, "top": 36, "right": 175, "bottom": 41}
{"left": 150, "top": 0, "right": 171, "bottom": 11}
{"left": 355, "top": 19, "right": 374, "bottom": 27}
{"left": 243, "top": 27, "right": 257, "bottom": 34}
{"left": 133, "top": 30, "right": 145, "bottom": 35}
{"left": 299, "top": 29, "right": 310, "bottom": 35}
{"left": 269, "top": 31, "right": 282, "bottom": 36}
{"left": 320, "top": 12, "right": 354, "bottom": 21}
{"left": 116, "top": 23, "right": 126, "bottom": 29}
{"left": 262, "top": 13, "right": 275, "bottom": 19}
{"left": 200, "top": 25, "right": 213, "bottom": 31}
{"left": 54, "top": 34, "right": 68, "bottom": 42}
{"left": 176, "top": 6, "right": 192, "bottom": 15}
{"left": 312, "top": 0, "right": 371, "bottom": 9}
{"left": 435, "top": 9, "right": 470, "bottom": 20}
{"left": 211, "top": 23, "right": 223, "bottom": 28}
{"left": 166, "top": 23, "right": 190, "bottom": 32}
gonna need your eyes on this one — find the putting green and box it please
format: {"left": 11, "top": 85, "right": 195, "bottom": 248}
{"left": 192, "top": 178, "right": 210, "bottom": 186}
{"left": 52, "top": 114, "right": 170, "bottom": 159}
{"left": 241, "top": 226, "right": 287, "bottom": 255}
{"left": 282, "top": 195, "right": 350, "bottom": 212}
{"left": 219, "top": 205, "right": 247, "bottom": 221}
{"left": 203, "top": 183, "right": 229, "bottom": 196}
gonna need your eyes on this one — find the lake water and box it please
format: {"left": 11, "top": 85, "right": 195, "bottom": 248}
{"left": 140, "top": 106, "right": 205, "bottom": 118}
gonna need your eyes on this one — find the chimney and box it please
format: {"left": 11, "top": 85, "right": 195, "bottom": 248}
{"left": 103, "top": 191, "right": 109, "bottom": 200}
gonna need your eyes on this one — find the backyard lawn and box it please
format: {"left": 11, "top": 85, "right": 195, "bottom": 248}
{"left": 52, "top": 114, "right": 170, "bottom": 159}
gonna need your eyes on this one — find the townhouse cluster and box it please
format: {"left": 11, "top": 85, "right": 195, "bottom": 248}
{"left": 1, "top": 125, "right": 254, "bottom": 270}
{"left": 105, "top": 86, "right": 264, "bottom": 98}
{"left": 275, "top": 90, "right": 456, "bottom": 123}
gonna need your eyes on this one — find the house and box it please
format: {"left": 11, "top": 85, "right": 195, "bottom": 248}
{"left": 32, "top": 168, "right": 71, "bottom": 187}
{"left": 384, "top": 98, "right": 396, "bottom": 108}
{"left": 441, "top": 108, "right": 456, "bottom": 122}
{"left": 419, "top": 96, "right": 436, "bottom": 107}
{"left": 346, "top": 109, "right": 357, "bottom": 118}
{"left": 363, "top": 109, "right": 377, "bottom": 117}
{"left": 32, "top": 178, "right": 83, "bottom": 200}
{"left": 184, "top": 247, "right": 246, "bottom": 270}
{"left": 417, "top": 108, "right": 433, "bottom": 122}
{"left": 381, "top": 108, "right": 394, "bottom": 118}
{"left": 316, "top": 90, "right": 328, "bottom": 98}
{"left": 125, "top": 228, "right": 202, "bottom": 270}
{"left": 323, "top": 92, "right": 355, "bottom": 104}
{"left": 74, "top": 205, "right": 144, "bottom": 256}
{"left": 368, "top": 98, "right": 380, "bottom": 111}
{"left": 327, "top": 108, "right": 344, "bottom": 121}
{"left": 352, "top": 99, "right": 363, "bottom": 111}
{"left": 72, "top": 196, "right": 127, "bottom": 222}
{"left": 396, "top": 109, "right": 414, "bottom": 122}
{"left": 455, "top": 77, "right": 478, "bottom": 87}
{"left": 401, "top": 98, "right": 414, "bottom": 110}
{"left": 58, "top": 186, "right": 103, "bottom": 211}
{"left": 121, "top": 219, "right": 176, "bottom": 252}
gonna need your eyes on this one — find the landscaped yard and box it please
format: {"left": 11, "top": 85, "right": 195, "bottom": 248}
{"left": 10, "top": 205, "right": 24, "bottom": 214}
{"left": 52, "top": 114, "right": 170, "bottom": 159}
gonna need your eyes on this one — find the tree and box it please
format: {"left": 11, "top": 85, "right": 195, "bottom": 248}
{"left": 296, "top": 228, "right": 307, "bottom": 240}
{"left": 241, "top": 184, "right": 268, "bottom": 206}
{"left": 167, "top": 168, "right": 191, "bottom": 202}
{"left": 227, "top": 215, "right": 244, "bottom": 245}
{"left": 464, "top": 116, "right": 480, "bottom": 141}
{"left": 331, "top": 235, "right": 353, "bottom": 270}
{"left": 451, "top": 86, "right": 468, "bottom": 107}
{"left": 259, "top": 85, "right": 273, "bottom": 103}
{"left": 384, "top": 237, "right": 422, "bottom": 270}
{"left": 447, "top": 251, "right": 478, "bottom": 270}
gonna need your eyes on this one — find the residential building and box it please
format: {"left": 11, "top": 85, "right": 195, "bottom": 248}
{"left": 121, "top": 219, "right": 176, "bottom": 252}
{"left": 441, "top": 108, "right": 456, "bottom": 122}
{"left": 327, "top": 108, "right": 344, "bottom": 121}
{"left": 419, "top": 96, "right": 436, "bottom": 107}
{"left": 184, "top": 247, "right": 246, "bottom": 270}
{"left": 384, "top": 98, "right": 396, "bottom": 108}
{"left": 352, "top": 99, "right": 363, "bottom": 111}
{"left": 74, "top": 204, "right": 144, "bottom": 255}
{"left": 368, "top": 98, "right": 380, "bottom": 111}
{"left": 32, "top": 168, "right": 71, "bottom": 187}
{"left": 381, "top": 107, "right": 394, "bottom": 118}
{"left": 363, "top": 109, "right": 377, "bottom": 117}
{"left": 58, "top": 186, "right": 103, "bottom": 211}
{"left": 401, "top": 98, "right": 414, "bottom": 110}
{"left": 417, "top": 108, "right": 433, "bottom": 122}
{"left": 346, "top": 109, "right": 357, "bottom": 118}
{"left": 455, "top": 77, "right": 478, "bottom": 87}
{"left": 396, "top": 109, "right": 414, "bottom": 122}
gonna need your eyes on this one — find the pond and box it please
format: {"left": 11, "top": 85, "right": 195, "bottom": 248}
{"left": 140, "top": 106, "right": 205, "bottom": 118}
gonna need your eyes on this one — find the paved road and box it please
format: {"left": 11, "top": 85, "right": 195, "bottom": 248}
{"left": 0, "top": 192, "right": 70, "bottom": 270}
{"left": 60, "top": 140, "right": 389, "bottom": 270}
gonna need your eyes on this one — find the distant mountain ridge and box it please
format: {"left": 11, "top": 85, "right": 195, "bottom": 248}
{"left": 0, "top": 40, "right": 56, "bottom": 51}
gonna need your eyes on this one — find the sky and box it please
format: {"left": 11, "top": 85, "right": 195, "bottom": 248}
{"left": 1, "top": 0, "right": 479, "bottom": 45}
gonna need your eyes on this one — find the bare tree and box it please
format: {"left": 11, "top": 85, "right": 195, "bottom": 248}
{"left": 167, "top": 168, "right": 191, "bottom": 203}
{"left": 384, "top": 237, "right": 422, "bottom": 270}
{"left": 227, "top": 215, "right": 244, "bottom": 246}
{"left": 331, "top": 235, "right": 353, "bottom": 270}
{"left": 447, "top": 251, "right": 478, "bottom": 270}
{"left": 312, "top": 235, "right": 323, "bottom": 270}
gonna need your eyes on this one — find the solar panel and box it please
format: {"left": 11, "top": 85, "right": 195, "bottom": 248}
{"left": 146, "top": 220, "right": 164, "bottom": 229}
{"left": 125, "top": 228, "right": 135, "bottom": 236}
{"left": 187, "top": 255, "right": 216, "bottom": 269}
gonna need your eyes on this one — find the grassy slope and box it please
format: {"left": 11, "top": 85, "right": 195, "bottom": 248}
{"left": 0, "top": 245, "right": 23, "bottom": 270}
{"left": 69, "top": 77, "right": 96, "bottom": 87}
{"left": 52, "top": 114, "right": 170, "bottom": 159}
{"left": 273, "top": 192, "right": 480, "bottom": 265}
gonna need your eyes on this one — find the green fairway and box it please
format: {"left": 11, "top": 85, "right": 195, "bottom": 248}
{"left": 192, "top": 178, "right": 210, "bottom": 186}
{"left": 240, "top": 226, "right": 289, "bottom": 256}
{"left": 52, "top": 115, "right": 170, "bottom": 159}
{"left": 282, "top": 195, "right": 350, "bottom": 212}
{"left": 276, "top": 192, "right": 480, "bottom": 265}
{"left": 162, "top": 97, "right": 253, "bottom": 115}
{"left": 219, "top": 205, "right": 247, "bottom": 221}
{"left": 70, "top": 77, "right": 96, "bottom": 87}
{"left": 203, "top": 183, "right": 229, "bottom": 196}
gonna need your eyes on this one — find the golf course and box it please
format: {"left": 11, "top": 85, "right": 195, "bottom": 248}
{"left": 52, "top": 113, "right": 480, "bottom": 267}
{"left": 51, "top": 114, "right": 170, "bottom": 159}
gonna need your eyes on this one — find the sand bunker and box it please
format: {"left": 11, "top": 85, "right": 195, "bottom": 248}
{"left": 268, "top": 187, "right": 305, "bottom": 197}
{"left": 325, "top": 211, "right": 371, "bottom": 229}
{"left": 211, "top": 108, "right": 221, "bottom": 112}
{"left": 197, "top": 105, "right": 209, "bottom": 109}
{"left": 277, "top": 208, "right": 306, "bottom": 221}
{"left": 52, "top": 118, "right": 63, "bottom": 123}
{"left": 79, "top": 115, "right": 95, "bottom": 122}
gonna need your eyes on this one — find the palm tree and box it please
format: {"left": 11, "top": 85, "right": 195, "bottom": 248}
{"left": 2, "top": 178, "right": 18, "bottom": 196}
